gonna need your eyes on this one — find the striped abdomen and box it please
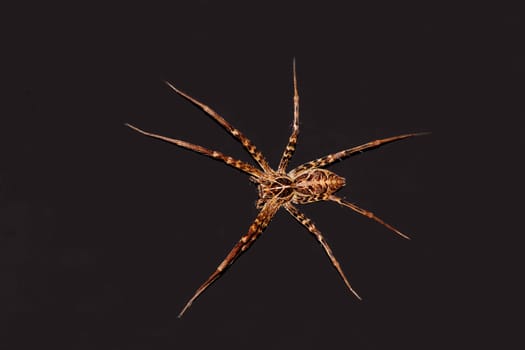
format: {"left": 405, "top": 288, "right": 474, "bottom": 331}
{"left": 291, "top": 169, "right": 346, "bottom": 204}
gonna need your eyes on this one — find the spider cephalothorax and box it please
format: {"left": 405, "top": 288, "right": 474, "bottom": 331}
{"left": 254, "top": 175, "right": 294, "bottom": 208}
{"left": 126, "top": 60, "right": 427, "bottom": 317}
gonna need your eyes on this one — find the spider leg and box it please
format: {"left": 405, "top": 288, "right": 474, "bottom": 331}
{"left": 278, "top": 58, "right": 300, "bottom": 173}
{"left": 164, "top": 81, "right": 273, "bottom": 173}
{"left": 284, "top": 203, "right": 362, "bottom": 300}
{"left": 329, "top": 195, "right": 410, "bottom": 240}
{"left": 178, "top": 199, "right": 281, "bottom": 318}
{"left": 125, "top": 123, "right": 263, "bottom": 178}
{"left": 290, "top": 132, "right": 429, "bottom": 175}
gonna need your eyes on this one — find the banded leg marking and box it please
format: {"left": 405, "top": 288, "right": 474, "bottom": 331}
{"left": 125, "top": 123, "right": 263, "bottom": 178}
{"left": 329, "top": 195, "right": 410, "bottom": 240}
{"left": 284, "top": 203, "right": 362, "bottom": 300}
{"left": 291, "top": 132, "right": 429, "bottom": 175}
{"left": 178, "top": 199, "right": 280, "bottom": 317}
{"left": 278, "top": 59, "right": 300, "bottom": 173}
{"left": 165, "top": 81, "right": 273, "bottom": 173}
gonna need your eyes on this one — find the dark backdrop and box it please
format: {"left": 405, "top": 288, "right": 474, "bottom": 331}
{"left": 1, "top": 2, "right": 522, "bottom": 349}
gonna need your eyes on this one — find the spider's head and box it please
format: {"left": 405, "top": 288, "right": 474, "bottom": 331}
{"left": 255, "top": 175, "right": 294, "bottom": 209}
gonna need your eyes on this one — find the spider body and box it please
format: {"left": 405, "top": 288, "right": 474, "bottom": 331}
{"left": 126, "top": 61, "right": 427, "bottom": 317}
{"left": 254, "top": 169, "right": 344, "bottom": 208}
{"left": 291, "top": 168, "right": 346, "bottom": 204}
{"left": 254, "top": 175, "right": 294, "bottom": 208}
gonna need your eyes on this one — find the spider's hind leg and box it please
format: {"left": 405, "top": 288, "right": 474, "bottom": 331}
{"left": 290, "top": 132, "right": 429, "bottom": 176}
{"left": 328, "top": 195, "right": 410, "bottom": 240}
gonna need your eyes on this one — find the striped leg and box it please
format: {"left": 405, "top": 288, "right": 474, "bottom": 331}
{"left": 178, "top": 199, "right": 281, "bottom": 317}
{"left": 290, "top": 132, "right": 429, "bottom": 175}
{"left": 284, "top": 203, "right": 362, "bottom": 300}
{"left": 164, "top": 81, "right": 273, "bottom": 173}
{"left": 278, "top": 59, "right": 300, "bottom": 173}
{"left": 125, "top": 123, "right": 263, "bottom": 178}
{"left": 329, "top": 195, "right": 410, "bottom": 240}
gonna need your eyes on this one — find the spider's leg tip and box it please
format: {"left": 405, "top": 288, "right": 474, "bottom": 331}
{"left": 124, "top": 123, "right": 142, "bottom": 133}
{"left": 415, "top": 131, "right": 432, "bottom": 137}
{"left": 164, "top": 80, "right": 181, "bottom": 92}
{"left": 397, "top": 231, "right": 411, "bottom": 240}
{"left": 351, "top": 290, "right": 363, "bottom": 300}
{"left": 164, "top": 80, "right": 176, "bottom": 91}
{"left": 178, "top": 300, "right": 194, "bottom": 318}
{"left": 177, "top": 309, "right": 187, "bottom": 319}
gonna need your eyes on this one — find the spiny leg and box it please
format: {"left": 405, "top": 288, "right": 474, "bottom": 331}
{"left": 284, "top": 203, "right": 362, "bottom": 300}
{"left": 290, "top": 132, "right": 430, "bottom": 175}
{"left": 329, "top": 195, "right": 410, "bottom": 240}
{"left": 278, "top": 58, "right": 300, "bottom": 173}
{"left": 178, "top": 199, "right": 281, "bottom": 318}
{"left": 164, "top": 81, "right": 273, "bottom": 173}
{"left": 125, "top": 123, "right": 263, "bottom": 178}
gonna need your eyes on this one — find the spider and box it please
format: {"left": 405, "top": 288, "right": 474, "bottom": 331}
{"left": 126, "top": 61, "right": 427, "bottom": 317}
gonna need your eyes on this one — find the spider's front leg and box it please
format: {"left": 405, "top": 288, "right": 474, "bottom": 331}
{"left": 125, "top": 123, "right": 263, "bottom": 178}
{"left": 278, "top": 59, "right": 300, "bottom": 173}
{"left": 178, "top": 198, "right": 281, "bottom": 317}
{"left": 164, "top": 81, "right": 273, "bottom": 173}
{"left": 283, "top": 203, "right": 362, "bottom": 299}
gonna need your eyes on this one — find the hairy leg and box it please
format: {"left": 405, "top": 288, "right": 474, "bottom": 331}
{"left": 178, "top": 199, "right": 281, "bottom": 317}
{"left": 126, "top": 123, "right": 263, "bottom": 178}
{"left": 329, "top": 195, "right": 410, "bottom": 240}
{"left": 290, "top": 132, "right": 429, "bottom": 175}
{"left": 278, "top": 59, "right": 300, "bottom": 173}
{"left": 164, "top": 81, "right": 273, "bottom": 173}
{"left": 284, "top": 203, "right": 362, "bottom": 300}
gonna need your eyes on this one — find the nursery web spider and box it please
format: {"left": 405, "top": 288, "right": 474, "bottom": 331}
{"left": 126, "top": 60, "right": 427, "bottom": 317}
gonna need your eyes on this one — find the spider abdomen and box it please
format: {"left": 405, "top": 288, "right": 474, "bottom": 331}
{"left": 291, "top": 169, "right": 346, "bottom": 204}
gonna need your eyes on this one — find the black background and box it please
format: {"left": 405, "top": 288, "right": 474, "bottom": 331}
{"left": 1, "top": 2, "right": 522, "bottom": 349}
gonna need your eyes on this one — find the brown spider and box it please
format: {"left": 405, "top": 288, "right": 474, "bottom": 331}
{"left": 126, "top": 61, "right": 427, "bottom": 317}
